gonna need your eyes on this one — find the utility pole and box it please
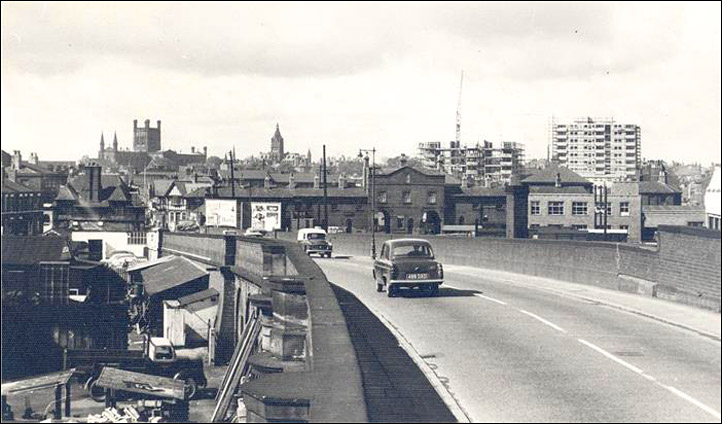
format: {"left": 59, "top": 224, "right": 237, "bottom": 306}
{"left": 323, "top": 145, "right": 328, "bottom": 231}
{"left": 229, "top": 150, "right": 236, "bottom": 198}
{"left": 359, "top": 148, "right": 377, "bottom": 258}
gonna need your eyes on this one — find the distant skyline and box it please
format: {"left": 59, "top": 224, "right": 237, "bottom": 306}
{"left": 2, "top": 2, "right": 720, "bottom": 164}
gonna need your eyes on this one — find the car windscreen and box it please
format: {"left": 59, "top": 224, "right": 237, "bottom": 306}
{"left": 307, "top": 233, "right": 326, "bottom": 240}
{"left": 392, "top": 244, "right": 433, "bottom": 258}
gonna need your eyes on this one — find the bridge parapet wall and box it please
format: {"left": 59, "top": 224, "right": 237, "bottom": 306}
{"left": 312, "top": 227, "right": 720, "bottom": 311}
{"left": 157, "top": 232, "right": 367, "bottom": 422}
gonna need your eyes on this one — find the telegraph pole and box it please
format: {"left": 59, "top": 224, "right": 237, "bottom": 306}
{"left": 323, "top": 145, "right": 328, "bottom": 231}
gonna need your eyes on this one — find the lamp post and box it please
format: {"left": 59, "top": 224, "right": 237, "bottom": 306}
{"left": 358, "top": 148, "right": 376, "bottom": 259}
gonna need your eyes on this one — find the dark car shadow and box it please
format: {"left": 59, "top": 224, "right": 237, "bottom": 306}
{"left": 391, "top": 287, "right": 482, "bottom": 298}
{"left": 313, "top": 255, "right": 352, "bottom": 260}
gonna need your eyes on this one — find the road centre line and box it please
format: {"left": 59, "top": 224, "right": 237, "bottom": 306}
{"left": 474, "top": 294, "right": 508, "bottom": 305}
{"left": 519, "top": 310, "right": 567, "bottom": 333}
{"left": 578, "top": 338, "right": 643, "bottom": 374}
{"left": 663, "top": 385, "right": 722, "bottom": 420}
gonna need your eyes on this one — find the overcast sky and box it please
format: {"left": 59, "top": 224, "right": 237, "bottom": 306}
{"left": 2, "top": 2, "right": 720, "bottom": 164}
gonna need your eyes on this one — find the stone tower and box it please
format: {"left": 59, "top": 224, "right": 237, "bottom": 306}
{"left": 270, "top": 123, "right": 285, "bottom": 162}
{"left": 133, "top": 119, "right": 161, "bottom": 152}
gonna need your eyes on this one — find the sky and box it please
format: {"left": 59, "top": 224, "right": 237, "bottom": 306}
{"left": 1, "top": 2, "right": 720, "bottom": 164}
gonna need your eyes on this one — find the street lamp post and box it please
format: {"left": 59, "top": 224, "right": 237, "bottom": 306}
{"left": 358, "top": 148, "right": 376, "bottom": 259}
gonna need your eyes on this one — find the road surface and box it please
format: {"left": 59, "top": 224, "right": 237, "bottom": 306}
{"left": 316, "top": 256, "right": 721, "bottom": 423}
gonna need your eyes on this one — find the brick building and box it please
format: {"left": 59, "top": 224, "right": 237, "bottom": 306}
{"left": 4, "top": 150, "right": 71, "bottom": 203}
{"left": 53, "top": 163, "right": 147, "bottom": 259}
{"left": 2, "top": 174, "right": 44, "bottom": 236}
{"left": 372, "top": 164, "right": 446, "bottom": 234}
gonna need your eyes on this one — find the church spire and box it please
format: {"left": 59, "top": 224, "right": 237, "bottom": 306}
{"left": 99, "top": 132, "right": 105, "bottom": 160}
{"left": 113, "top": 131, "right": 118, "bottom": 151}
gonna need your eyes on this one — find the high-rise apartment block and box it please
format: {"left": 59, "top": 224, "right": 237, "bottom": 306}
{"left": 418, "top": 140, "right": 524, "bottom": 185}
{"left": 550, "top": 117, "right": 640, "bottom": 185}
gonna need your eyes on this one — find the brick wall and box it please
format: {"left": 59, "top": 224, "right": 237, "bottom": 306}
{"left": 323, "top": 226, "right": 720, "bottom": 311}
{"left": 655, "top": 226, "right": 721, "bottom": 310}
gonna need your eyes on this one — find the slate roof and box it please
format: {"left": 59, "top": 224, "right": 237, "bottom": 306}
{"left": 213, "top": 186, "right": 368, "bottom": 199}
{"left": 1, "top": 178, "right": 36, "bottom": 193}
{"left": 176, "top": 288, "right": 219, "bottom": 307}
{"left": 1, "top": 235, "right": 70, "bottom": 266}
{"left": 520, "top": 166, "right": 591, "bottom": 186}
{"left": 455, "top": 186, "right": 507, "bottom": 197}
{"left": 62, "top": 173, "right": 134, "bottom": 205}
{"left": 638, "top": 181, "right": 681, "bottom": 194}
{"left": 529, "top": 186, "right": 591, "bottom": 194}
{"left": 133, "top": 255, "right": 209, "bottom": 296}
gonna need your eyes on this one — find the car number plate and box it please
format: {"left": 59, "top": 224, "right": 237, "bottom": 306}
{"left": 406, "top": 273, "right": 429, "bottom": 280}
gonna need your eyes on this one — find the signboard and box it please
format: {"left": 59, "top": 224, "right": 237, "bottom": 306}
{"left": 251, "top": 202, "right": 282, "bottom": 231}
{"left": 206, "top": 199, "right": 239, "bottom": 228}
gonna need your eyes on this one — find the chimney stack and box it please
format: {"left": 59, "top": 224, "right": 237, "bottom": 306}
{"left": 314, "top": 173, "right": 320, "bottom": 189}
{"left": 11, "top": 151, "right": 22, "bottom": 171}
{"left": 29, "top": 153, "right": 39, "bottom": 165}
{"left": 399, "top": 153, "right": 408, "bottom": 167}
{"left": 86, "top": 162, "right": 103, "bottom": 203}
{"left": 191, "top": 146, "right": 195, "bottom": 154}
{"left": 203, "top": 146, "right": 208, "bottom": 158}
{"left": 157, "top": 120, "right": 161, "bottom": 131}
{"left": 289, "top": 173, "right": 296, "bottom": 190}
{"left": 338, "top": 173, "right": 346, "bottom": 189}
{"left": 145, "top": 119, "right": 150, "bottom": 129}
{"left": 554, "top": 173, "right": 562, "bottom": 188}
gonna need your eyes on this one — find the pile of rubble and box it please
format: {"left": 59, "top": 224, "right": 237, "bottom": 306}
{"left": 85, "top": 406, "right": 164, "bottom": 423}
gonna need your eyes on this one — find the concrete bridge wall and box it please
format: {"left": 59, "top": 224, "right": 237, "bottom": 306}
{"left": 277, "top": 226, "right": 720, "bottom": 311}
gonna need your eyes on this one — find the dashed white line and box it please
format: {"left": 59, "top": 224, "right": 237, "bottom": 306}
{"left": 578, "top": 338, "right": 644, "bottom": 374}
{"left": 475, "top": 294, "right": 508, "bottom": 305}
{"left": 519, "top": 310, "right": 567, "bottom": 333}
{"left": 663, "top": 385, "right": 722, "bottom": 420}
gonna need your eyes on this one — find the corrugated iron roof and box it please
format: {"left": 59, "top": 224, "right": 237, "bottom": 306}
{"left": 137, "top": 256, "right": 209, "bottom": 296}
{"left": 1, "top": 235, "right": 70, "bottom": 265}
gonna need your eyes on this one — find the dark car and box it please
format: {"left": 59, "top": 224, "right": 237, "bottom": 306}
{"left": 373, "top": 239, "right": 443, "bottom": 297}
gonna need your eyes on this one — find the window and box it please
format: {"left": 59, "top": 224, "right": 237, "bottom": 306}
{"left": 548, "top": 201, "right": 564, "bottom": 215}
{"left": 128, "top": 231, "right": 147, "bottom": 245}
{"left": 402, "top": 191, "right": 412, "bottom": 204}
{"left": 572, "top": 202, "right": 588, "bottom": 215}
{"left": 619, "top": 202, "right": 630, "bottom": 216}
{"left": 427, "top": 191, "right": 437, "bottom": 205}
{"left": 378, "top": 191, "right": 387, "bottom": 204}
{"left": 572, "top": 224, "right": 588, "bottom": 230}
{"left": 530, "top": 201, "right": 540, "bottom": 215}
{"left": 619, "top": 225, "right": 629, "bottom": 231}
{"left": 397, "top": 216, "right": 405, "bottom": 229}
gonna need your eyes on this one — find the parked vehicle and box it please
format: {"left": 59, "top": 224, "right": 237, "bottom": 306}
{"left": 244, "top": 228, "right": 268, "bottom": 237}
{"left": 373, "top": 239, "right": 443, "bottom": 297}
{"left": 63, "top": 337, "right": 207, "bottom": 400}
{"left": 297, "top": 228, "right": 333, "bottom": 257}
{"left": 327, "top": 226, "right": 341, "bottom": 234}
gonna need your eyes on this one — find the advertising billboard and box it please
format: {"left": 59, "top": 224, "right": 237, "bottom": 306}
{"left": 206, "top": 199, "right": 240, "bottom": 228}
{"left": 252, "top": 202, "right": 282, "bottom": 231}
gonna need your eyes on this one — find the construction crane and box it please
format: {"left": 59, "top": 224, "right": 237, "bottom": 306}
{"left": 455, "top": 70, "right": 464, "bottom": 148}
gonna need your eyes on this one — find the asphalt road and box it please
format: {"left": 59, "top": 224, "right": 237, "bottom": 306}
{"left": 315, "top": 256, "right": 721, "bottom": 423}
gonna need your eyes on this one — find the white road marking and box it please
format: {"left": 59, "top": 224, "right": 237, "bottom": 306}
{"left": 475, "top": 294, "right": 508, "bottom": 305}
{"left": 577, "top": 338, "right": 644, "bottom": 374}
{"left": 663, "top": 385, "right": 722, "bottom": 420}
{"left": 519, "top": 310, "right": 567, "bottom": 333}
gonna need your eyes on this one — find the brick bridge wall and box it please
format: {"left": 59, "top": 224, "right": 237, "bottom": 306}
{"left": 277, "top": 226, "right": 720, "bottom": 311}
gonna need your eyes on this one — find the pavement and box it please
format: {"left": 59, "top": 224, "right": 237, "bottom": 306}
{"left": 315, "top": 255, "right": 721, "bottom": 422}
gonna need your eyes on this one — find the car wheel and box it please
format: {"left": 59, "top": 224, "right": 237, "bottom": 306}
{"left": 86, "top": 377, "right": 106, "bottom": 403}
{"left": 327, "top": 252, "right": 332, "bottom": 258}
{"left": 174, "top": 373, "right": 198, "bottom": 399}
{"left": 376, "top": 281, "right": 383, "bottom": 292}
{"left": 430, "top": 284, "right": 440, "bottom": 297}
{"left": 387, "top": 284, "right": 396, "bottom": 298}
